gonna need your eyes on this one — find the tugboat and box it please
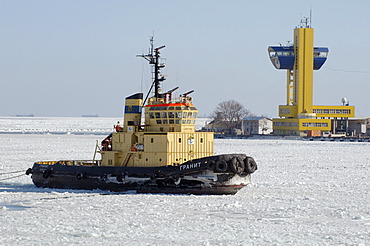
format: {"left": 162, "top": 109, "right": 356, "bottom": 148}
{"left": 26, "top": 38, "right": 257, "bottom": 195}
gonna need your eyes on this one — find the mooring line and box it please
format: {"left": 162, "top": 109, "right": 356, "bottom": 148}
{"left": 0, "top": 173, "right": 26, "bottom": 181}
{"left": 0, "top": 170, "right": 26, "bottom": 175}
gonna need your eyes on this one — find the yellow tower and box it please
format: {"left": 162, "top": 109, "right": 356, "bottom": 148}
{"left": 294, "top": 27, "right": 314, "bottom": 115}
{"left": 268, "top": 19, "right": 355, "bottom": 136}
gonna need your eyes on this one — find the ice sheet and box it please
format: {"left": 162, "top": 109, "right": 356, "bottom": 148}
{"left": 0, "top": 118, "right": 369, "bottom": 245}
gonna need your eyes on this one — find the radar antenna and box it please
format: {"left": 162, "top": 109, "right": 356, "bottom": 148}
{"left": 137, "top": 37, "right": 166, "bottom": 105}
{"left": 341, "top": 97, "right": 349, "bottom": 106}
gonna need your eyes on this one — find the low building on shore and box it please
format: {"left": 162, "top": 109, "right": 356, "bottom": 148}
{"left": 242, "top": 117, "right": 273, "bottom": 135}
{"left": 348, "top": 117, "right": 370, "bottom": 137}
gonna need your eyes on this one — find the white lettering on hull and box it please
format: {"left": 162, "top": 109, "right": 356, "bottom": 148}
{"left": 179, "top": 162, "right": 201, "bottom": 171}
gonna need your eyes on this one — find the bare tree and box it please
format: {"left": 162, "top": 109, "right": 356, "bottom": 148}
{"left": 211, "top": 100, "right": 250, "bottom": 132}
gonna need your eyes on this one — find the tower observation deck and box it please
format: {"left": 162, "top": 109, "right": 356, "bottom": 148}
{"left": 268, "top": 18, "right": 355, "bottom": 136}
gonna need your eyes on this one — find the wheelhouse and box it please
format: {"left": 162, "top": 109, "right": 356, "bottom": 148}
{"left": 144, "top": 102, "right": 198, "bottom": 132}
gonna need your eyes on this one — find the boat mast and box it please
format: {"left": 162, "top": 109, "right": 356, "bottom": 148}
{"left": 138, "top": 37, "right": 166, "bottom": 103}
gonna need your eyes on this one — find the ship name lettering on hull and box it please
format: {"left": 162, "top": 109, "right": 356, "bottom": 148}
{"left": 179, "top": 162, "right": 201, "bottom": 171}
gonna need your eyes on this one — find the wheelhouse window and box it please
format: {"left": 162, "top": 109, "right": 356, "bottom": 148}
{"left": 148, "top": 105, "right": 198, "bottom": 125}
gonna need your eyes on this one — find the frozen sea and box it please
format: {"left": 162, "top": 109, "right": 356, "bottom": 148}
{"left": 0, "top": 117, "right": 369, "bottom": 245}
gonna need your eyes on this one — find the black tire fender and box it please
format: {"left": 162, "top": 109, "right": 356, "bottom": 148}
{"left": 116, "top": 173, "right": 124, "bottom": 183}
{"left": 150, "top": 175, "right": 157, "bottom": 181}
{"left": 42, "top": 169, "right": 51, "bottom": 179}
{"left": 215, "top": 160, "right": 228, "bottom": 172}
{"left": 229, "top": 157, "right": 245, "bottom": 175}
{"left": 207, "top": 160, "right": 215, "bottom": 170}
{"left": 244, "top": 157, "right": 257, "bottom": 174}
{"left": 171, "top": 174, "right": 181, "bottom": 185}
{"left": 76, "top": 173, "right": 85, "bottom": 180}
{"left": 99, "top": 174, "right": 107, "bottom": 183}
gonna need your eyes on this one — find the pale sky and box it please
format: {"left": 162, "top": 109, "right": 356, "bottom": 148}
{"left": 1, "top": 0, "right": 369, "bottom": 117}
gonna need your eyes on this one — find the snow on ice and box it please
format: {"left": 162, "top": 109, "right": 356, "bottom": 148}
{"left": 0, "top": 117, "right": 369, "bottom": 245}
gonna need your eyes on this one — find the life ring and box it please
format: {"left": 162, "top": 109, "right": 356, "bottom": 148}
{"left": 215, "top": 160, "right": 228, "bottom": 172}
{"left": 244, "top": 157, "right": 257, "bottom": 174}
{"left": 131, "top": 146, "right": 137, "bottom": 152}
{"left": 229, "top": 157, "right": 245, "bottom": 175}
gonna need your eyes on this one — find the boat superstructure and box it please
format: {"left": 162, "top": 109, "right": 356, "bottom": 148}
{"left": 27, "top": 38, "right": 257, "bottom": 195}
